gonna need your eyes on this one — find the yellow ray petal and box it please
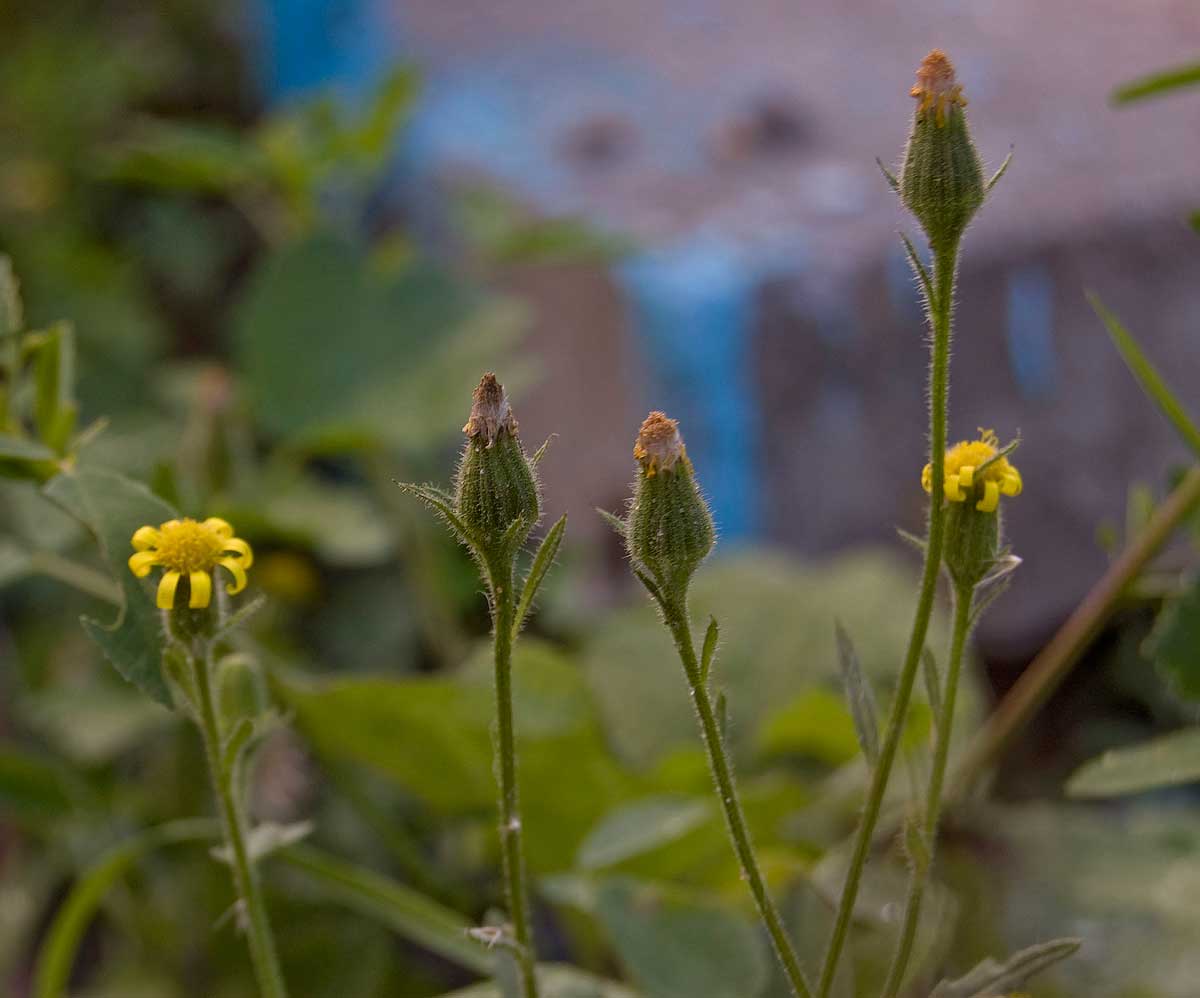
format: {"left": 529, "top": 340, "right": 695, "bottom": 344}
{"left": 1001, "top": 469, "right": 1022, "bottom": 496}
{"left": 957, "top": 465, "right": 975, "bottom": 488}
{"left": 188, "top": 570, "right": 212, "bottom": 609}
{"left": 976, "top": 480, "right": 1000, "bottom": 513}
{"left": 218, "top": 557, "right": 248, "bottom": 595}
{"left": 203, "top": 517, "right": 234, "bottom": 540}
{"left": 221, "top": 537, "right": 254, "bottom": 568}
{"left": 157, "top": 571, "right": 181, "bottom": 610}
{"left": 128, "top": 551, "right": 160, "bottom": 577}
{"left": 944, "top": 473, "right": 965, "bottom": 502}
{"left": 131, "top": 526, "right": 161, "bottom": 551}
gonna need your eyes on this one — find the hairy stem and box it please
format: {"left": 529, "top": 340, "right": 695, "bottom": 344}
{"left": 193, "top": 642, "right": 288, "bottom": 998}
{"left": 490, "top": 564, "right": 540, "bottom": 998}
{"left": 665, "top": 601, "right": 815, "bottom": 998}
{"left": 880, "top": 582, "right": 973, "bottom": 997}
{"left": 817, "top": 239, "right": 958, "bottom": 997}
{"left": 948, "top": 464, "right": 1200, "bottom": 802}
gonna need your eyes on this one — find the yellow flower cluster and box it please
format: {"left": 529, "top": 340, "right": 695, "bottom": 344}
{"left": 128, "top": 517, "right": 253, "bottom": 610}
{"left": 921, "top": 429, "right": 1022, "bottom": 513}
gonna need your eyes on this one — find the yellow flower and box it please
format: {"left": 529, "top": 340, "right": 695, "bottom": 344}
{"left": 921, "top": 429, "right": 1022, "bottom": 514}
{"left": 128, "top": 517, "right": 253, "bottom": 610}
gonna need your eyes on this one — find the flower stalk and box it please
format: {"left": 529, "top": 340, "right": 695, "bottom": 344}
{"left": 879, "top": 579, "right": 974, "bottom": 997}
{"left": 613, "top": 412, "right": 814, "bottom": 998}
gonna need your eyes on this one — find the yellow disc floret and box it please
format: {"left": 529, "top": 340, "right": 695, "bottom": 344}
{"left": 128, "top": 517, "right": 254, "bottom": 610}
{"left": 921, "top": 429, "right": 1022, "bottom": 514}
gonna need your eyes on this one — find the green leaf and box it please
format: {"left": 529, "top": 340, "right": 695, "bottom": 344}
{"left": 0, "top": 748, "right": 74, "bottom": 823}
{"left": 835, "top": 622, "right": 879, "bottom": 766}
{"left": 929, "top": 936, "right": 1081, "bottom": 998}
{"left": 899, "top": 231, "right": 932, "bottom": 306}
{"left": 1066, "top": 728, "right": 1200, "bottom": 798}
{"left": 0, "top": 433, "right": 56, "bottom": 462}
{"left": 922, "top": 647, "right": 941, "bottom": 722}
{"left": 1113, "top": 61, "right": 1200, "bottom": 103}
{"left": 43, "top": 468, "right": 179, "bottom": 704}
{"left": 592, "top": 877, "right": 766, "bottom": 998}
{"left": 100, "top": 119, "right": 264, "bottom": 193}
{"left": 32, "top": 819, "right": 217, "bottom": 998}
{"left": 1145, "top": 573, "right": 1200, "bottom": 701}
{"left": 514, "top": 513, "right": 567, "bottom": 637}
{"left": 577, "top": 797, "right": 711, "bottom": 870}
{"left": 0, "top": 254, "right": 22, "bottom": 335}
{"left": 597, "top": 508, "right": 627, "bottom": 538}
{"left": 699, "top": 617, "right": 719, "bottom": 684}
{"left": 757, "top": 687, "right": 859, "bottom": 765}
{"left": 1089, "top": 293, "right": 1200, "bottom": 457}
{"left": 29, "top": 322, "right": 77, "bottom": 453}
{"left": 212, "top": 820, "right": 312, "bottom": 865}
{"left": 395, "top": 481, "right": 475, "bottom": 549}
{"left": 280, "top": 845, "right": 494, "bottom": 975}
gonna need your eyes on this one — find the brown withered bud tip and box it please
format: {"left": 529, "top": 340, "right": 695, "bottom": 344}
{"left": 910, "top": 49, "right": 967, "bottom": 124}
{"left": 463, "top": 373, "right": 517, "bottom": 445}
{"left": 634, "top": 411, "right": 685, "bottom": 476}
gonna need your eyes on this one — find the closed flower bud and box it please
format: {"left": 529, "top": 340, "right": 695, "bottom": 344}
{"left": 455, "top": 373, "right": 541, "bottom": 560}
{"left": 900, "top": 50, "right": 985, "bottom": 250}
{"left": 627, "top": 412, "right": 715, "bottom": 600}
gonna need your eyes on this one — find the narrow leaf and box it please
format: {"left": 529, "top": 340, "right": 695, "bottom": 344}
{"left": 32, "top": 819, "right": 217, "bottom": 998}
{"left": 531, "top": 434, "right": 555, "bottom": 466}
{"left": 835, "top": 622, "right": 880, "bottom": 766}
{"left": 280, "top": 845, "right": 494, "bottom": 975}
{"left": 896, "top": 527, "right": 927, "bottom": 554}
{"left": 213, "top": 594, "right": 267, "bottom": 643}
{"left": 899, "top": 231, "right": 933, "bottom": 305}
{"left": 876, "top": 157, "right": 899, "bottom": 193}
{"left": 922, "top": 647, "right": 942, "bottom": 721}
{"left": 1089, "top": 293, "right": 1200, "bottom": 457}
{"left": 597, "top": 507, "right": 627, "bottom": 538}
{"left": 929, "top": 937, "right": 1082, "bottom": 998}
{"left": 1113, "top": 61, "right": 1200, "bottom": 103}
{"left": 632, "top": 568, "right": 665, "bottom": 609}
{"left": 395, "top": 481, "right": 476, "bottom": 546}
{"left": 1067, "top": 728, "right": 1200, "bottom": 798}
{"left": 699, "top": 616, "right": 719, "bottom": 684}
{"left": 716, "top": 691, "right": 728, "bottom": 744}
{"left": 985, "top": 147, "right": 1014, "bottom": 193}
{"left": 1146, "top": 574, "right": 1200, "bottom": 701}
{"left": 513, "top": 514, "right": 567, "bottom": 638}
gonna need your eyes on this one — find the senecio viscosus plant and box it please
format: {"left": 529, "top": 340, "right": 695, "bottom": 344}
{"left": 100, "top": 48, "right": 1085, "bottom": 998}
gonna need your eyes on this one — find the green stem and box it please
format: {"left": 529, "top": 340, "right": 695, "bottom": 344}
{"left": 490, "top": 564, "right": 540, "bottom": 998}
{"left": 817, "top": 239, "right": 958, "bottom": 997}
{"left": 947, "top": 464, "right": 1200, "bottom": 801}
{"left": 879, "top": 583, "right": 973, "bottom": 998}
{"left": 193, "top": 641, "right": 288, "bottom": 998}
{"left": 665, "top": 602, "right": 815, "bottom": 998}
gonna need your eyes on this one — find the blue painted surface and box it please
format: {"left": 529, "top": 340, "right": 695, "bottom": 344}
{"left": 1005, "top": 264, "right": 1057, "bottom": 400}
{"left": 257, "top": 0, "right": 388, "bottom": 100}
{"left": 255, "top": 1, "right": 768, "bottom": 537}
{"left": 617, "top": 239, "right": 762, "bottom": 540}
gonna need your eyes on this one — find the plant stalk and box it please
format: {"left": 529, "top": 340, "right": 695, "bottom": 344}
{"left": 817, "top": 239, "right": 958, "bottom": 997}
{"left": 193, "top": 641, "right": 288, "bottom": 998}
{"left": 879, "top": 582, "right": 973, "bottom": 997}
{"left": 490, "top": 564, "right": 540, "bottom": 998}
{"left": 665, "top": 602, "right": 815, "bottom": 998}
{"left": 947, "top": 464, "right": 1200, "bottom": 802}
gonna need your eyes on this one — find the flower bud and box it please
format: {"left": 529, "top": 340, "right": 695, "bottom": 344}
{"left": 900, "top": 50, "right": 985, "bottom": 250}
{"left": 454, "top": 373, "right": 540, "bottom": 560}
{"left": 627, "top": 412, "right": 715, "bottom": 600}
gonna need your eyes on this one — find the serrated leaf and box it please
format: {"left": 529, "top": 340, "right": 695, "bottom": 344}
{"left": 43, "top": 468, "right": 179, "bottom": 705}
{"left": 835, "top": 622, "right": 879, "bottom": 766}
{"left": 513, "top": 514, "right": 566, "bottom": 638}
{"left": 929, "top": 936, "right": 1081, "bottom": 998}
{"left": 1067, "top": 728, "right": 1200, "bottom": 798}
{"left": 1145, "top": 573, "right": 1200, "bottom": 701}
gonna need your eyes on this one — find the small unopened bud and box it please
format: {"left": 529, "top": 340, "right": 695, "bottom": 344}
{"left": 900, "top": 50, "right": 985, "bottom": 250}
{"left": 627, "top": 412, "right": 715, "bottom": 600}
{"left": 455, "top": 374, "right": 540, "bottom": 560}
